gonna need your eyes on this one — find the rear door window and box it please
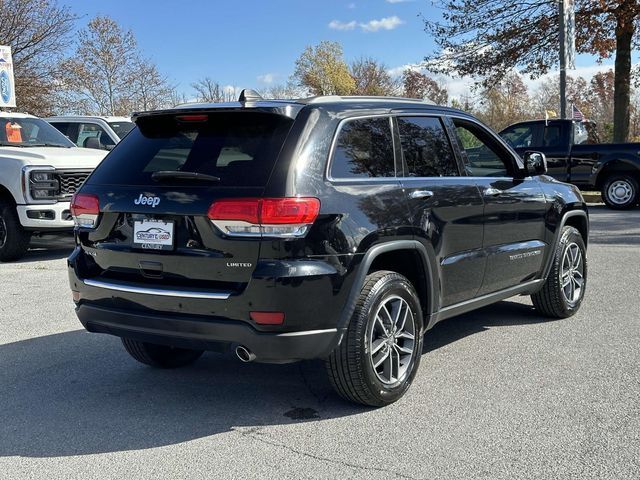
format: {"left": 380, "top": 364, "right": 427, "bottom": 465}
{"left": 330, "top": 117, "right": 395, "bottom": 179}
{"left": 397, "top": 116, "right": 458, "bottom": 177}
{"left": 87, "top": 112, "right": 294, "bottom": 187}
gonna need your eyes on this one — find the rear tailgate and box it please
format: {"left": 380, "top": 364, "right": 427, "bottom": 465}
{"left": 73, "top": 110, "right": 295, "bottom": 293}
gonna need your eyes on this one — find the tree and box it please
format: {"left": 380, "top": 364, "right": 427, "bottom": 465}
{"left": 425, "top": 0, "right": 640, "bottom": 142}
{"left": 476, "top": 72, "right": 532, "bottom": 131}
{"left": 350, "top": 57, "right": 398, "bottom": 96}
{"left": 0, "top": 0, "right": 76, "bottom": 115}
{"left": 62, "top": 16, "right": 173, "bottom": 115}
{"left": 587, "top": 70, "right": 616, "bottom": 141}
{"left": 125, "top": 58, "right": 174, "bottom": 111}
{"left": 292, "top": 41, "right": 355, "bottom": 95}
{"left": 531, "top": 75, "right": 590, "bottom": 118}
{"left": 260, "top": 83, "right": 306, "bottom": 100}
{"left": 191, "top": 77, "right": 237, "bottom": 103}
{"left": 402, "top": 70, "right": 448, "bottom": 105}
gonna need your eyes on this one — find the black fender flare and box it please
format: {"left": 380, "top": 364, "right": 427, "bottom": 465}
{"left": 337, "top": 240, "right": 437, "bottom": 330}
{"left": 540, "top": 209, "right": 589, "bottom": 282}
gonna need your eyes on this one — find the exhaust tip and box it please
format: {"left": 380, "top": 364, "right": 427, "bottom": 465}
{"left": 235, "top": 345, "right": 256, "bottom": 363}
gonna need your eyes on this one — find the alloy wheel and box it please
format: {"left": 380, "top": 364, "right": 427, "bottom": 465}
{"left": 369, "top": 295, "right": 416, "bottom": 385}
{"left": 561, "top": 242, "right": 584, "bottom": 305}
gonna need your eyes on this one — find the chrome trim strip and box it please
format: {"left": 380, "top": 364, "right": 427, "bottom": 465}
{"left": 277, "top": 328, "right": 338, "bottom": 337}
{"left": 83, "top": 279, "right": 232, "bottom": 300}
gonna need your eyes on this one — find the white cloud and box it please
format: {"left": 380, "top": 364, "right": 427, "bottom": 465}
{"left": 360, "top": 16, "right": 404, "bottom": 32}
{"left": 387, "top": 61, "right": 622, "bottom": 104}
{"left": 257, "top": 73, "right": 277, "bottom": 84}
{"left": 386, "top": 0, "right": 413, "bottom": 3}
{"left": 329, "top": 19, "right": 357, "bottom": 31}
{"left": 330, "top": 16, "right": 404, "bottom": 32}
{"left": 387, "top": 62, "right": 423, "bottom": 77}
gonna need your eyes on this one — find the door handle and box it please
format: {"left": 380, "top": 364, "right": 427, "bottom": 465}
{"left": 409, "top": 190, "right": 434, "bottom": 200}
{"left": 484, "top": 187, "right": 503, "bottom": 197}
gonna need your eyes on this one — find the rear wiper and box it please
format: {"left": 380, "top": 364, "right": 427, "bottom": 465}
{"left": 151, "top": 170, "right": 221, "bottom": 183}
{"left": 0, "top": 142, "right": 26, "bottom": 147}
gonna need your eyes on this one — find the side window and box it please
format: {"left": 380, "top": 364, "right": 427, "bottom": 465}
{"left": 331, "top": 117, "right": 395, "bottom": 179}
{"left": 454, "top": 121, "right": 514, "bottom": 177}
{"left": 50, "top": 122, "right": 71, "bottom": 137}
{"left": 543, "top": 125, "right": 562, "bottom": 147}
{"left": 77, "top": 123, "right": 114, "bottom": 149}
{"left": 501, "top": 125, "right": 537, "bottom": 149}
{"left": 398, "top": 116, "right": 458, "bottom": 177}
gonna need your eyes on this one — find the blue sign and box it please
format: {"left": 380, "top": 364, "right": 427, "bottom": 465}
{"left": 0, "top": 70, "right": 10, "bottom": 104}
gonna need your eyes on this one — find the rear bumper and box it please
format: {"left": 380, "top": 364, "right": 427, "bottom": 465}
{"left": 76, "top": 303, "right": 344, "bottom": 363}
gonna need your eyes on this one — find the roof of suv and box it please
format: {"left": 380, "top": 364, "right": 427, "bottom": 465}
{"left": 134, "top": 95, "right": 468, "bottom": 122}
{"left": 46, "top": 115, "right": 132, "bottom": 122}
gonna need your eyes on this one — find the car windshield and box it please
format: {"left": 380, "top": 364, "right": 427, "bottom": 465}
{"left": 0, "top": 117, "right": 75, "bottom": 148}
{"left": 108, "top": 121, "right": 135, "bottom": 139}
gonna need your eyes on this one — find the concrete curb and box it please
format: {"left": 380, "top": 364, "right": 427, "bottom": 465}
{"left": 582, "top": 193, "right": 602, "bottom": 204}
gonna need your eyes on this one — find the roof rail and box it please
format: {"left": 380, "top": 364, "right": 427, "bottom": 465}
{"left": 299, "top": 95, "right": 436, "bottom": 105}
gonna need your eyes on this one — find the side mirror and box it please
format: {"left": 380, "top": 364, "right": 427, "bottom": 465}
{"left": 523, "top": 151, "right": 547, "bottom": 176}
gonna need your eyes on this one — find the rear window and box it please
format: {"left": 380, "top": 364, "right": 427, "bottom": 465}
{"left": 87, "top": 112, "right": 294, "bottom": 186}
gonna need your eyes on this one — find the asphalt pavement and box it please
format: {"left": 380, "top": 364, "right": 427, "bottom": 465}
{"left": 0, "top": 206, "right": 638, "bottom": 479}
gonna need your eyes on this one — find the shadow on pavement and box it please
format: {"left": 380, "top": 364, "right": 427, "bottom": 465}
{"left": 14, "top": 234, "right": 75, "bottom": 263}
{"left": 587, "top": 205, "right": 640, "bottom": 246}
{"left": 424, "top": 300, "right": 553, "bottom": 353}
{"left": 0, "top": 299, "right": 550, "bottom": 458}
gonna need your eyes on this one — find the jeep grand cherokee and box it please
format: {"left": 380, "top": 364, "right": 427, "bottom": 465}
{"left": 68, "top": 90, "right": 589, "bottom": 406}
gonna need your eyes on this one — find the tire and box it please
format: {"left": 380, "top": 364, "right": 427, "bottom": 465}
{"left": 121, "top": 338, "right": 204, "bottom": 368}
{"left": 531, "top": 226, "right": 587, "bottom": 318}
{"left": 326, "top": 270, "right": 424, "bottom": 407}
{"left": 0, "top": 200, "right": 31, "bottom": 262}
{"left": 601, "top": 174, "right": 639, "bottom": 210}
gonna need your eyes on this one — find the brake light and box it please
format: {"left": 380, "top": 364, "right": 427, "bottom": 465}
{"left": 176, "top": 114, "right": 208, "bottom": 122}
{"left": 208, "top": 197, "right": 320, "bottom": 238}
{"left": 70, "top": 193, "right": 100, "bottom": 228}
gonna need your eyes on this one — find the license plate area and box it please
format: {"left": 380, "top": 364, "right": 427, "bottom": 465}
{"left": 133, "top": 219, "right": 175, "bottom": 251}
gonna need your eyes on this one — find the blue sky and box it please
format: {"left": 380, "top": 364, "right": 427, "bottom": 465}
{"left": 64, "top": 0, "right": 620, "bottom": 99}
{"left": 65, "top": 0, "right": 438, "bottom": 94}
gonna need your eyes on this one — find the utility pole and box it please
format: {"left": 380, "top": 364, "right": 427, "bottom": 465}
{"left": 558, "top": 0, "right": 575, "bottom": 119}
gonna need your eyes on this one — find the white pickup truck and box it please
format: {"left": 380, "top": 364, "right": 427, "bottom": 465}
{"left": 0, "top": 112, "right": 107, "bottom": 261}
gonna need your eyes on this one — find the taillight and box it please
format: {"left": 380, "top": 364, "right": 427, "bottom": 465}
{"left": 70, "top": 193, "right": 100, "bottom": 228}
{"left": 208, "top": 197, "right": 320, "bottom": 238}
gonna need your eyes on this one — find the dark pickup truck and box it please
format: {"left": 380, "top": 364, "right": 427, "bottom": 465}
{"left": 500, "top": 119, "right": 640, "bottom": 209}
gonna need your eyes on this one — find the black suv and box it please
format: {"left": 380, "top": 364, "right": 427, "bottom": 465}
{"left": 68, "top": 92, "right": 589, "bottom": 407}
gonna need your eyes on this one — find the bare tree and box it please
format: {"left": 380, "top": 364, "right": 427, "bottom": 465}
{"left": 0, "top": 0, "right": 76, "bottom": 115}
{"left": 191, "top": 77, "right": 237, "bottom": 103}
{"left": 350, "top": 57, "right": 398, "bottom": 96}
{"left": 126, "top": 58, "right": 174, "bottom": 111}
{"left": 62, "top": 16, "right": 173, "bottom": 115}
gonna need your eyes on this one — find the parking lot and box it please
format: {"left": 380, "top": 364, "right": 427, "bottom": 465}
{"left": 0, "top": 205, "right": 638, "bottom": 479}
